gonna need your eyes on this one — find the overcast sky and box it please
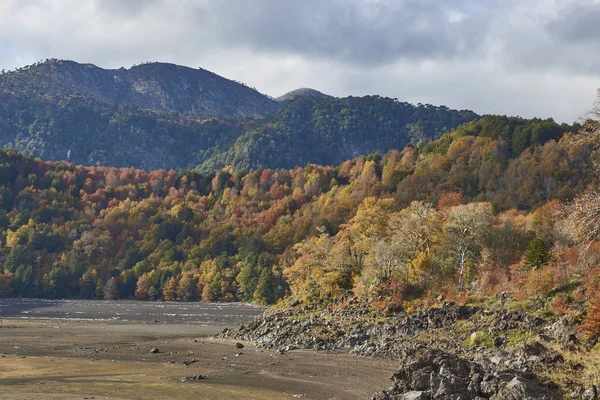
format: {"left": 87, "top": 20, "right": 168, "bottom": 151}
{"left": 1, "top": 0, "right": 599, "bottom": 122}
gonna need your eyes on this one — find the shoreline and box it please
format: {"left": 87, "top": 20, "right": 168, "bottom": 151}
{"left": 0, "top": 309, "right": 397, "bottom": 400}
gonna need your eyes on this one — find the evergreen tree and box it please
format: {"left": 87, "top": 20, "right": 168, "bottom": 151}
{"left": 524, "top": 237, "right": 549, "bottom": 270}
{"left": 253, "top": 268, "right": 274, "bottom": 305}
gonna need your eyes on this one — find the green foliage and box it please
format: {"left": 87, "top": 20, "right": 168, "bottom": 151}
{"left": 0, "top": 117, "right": 594, "bottom": 305}
{"left": 452, "top": 115, "right": 570, "bottom": 156}
{"left": 524, "top": 237, "right": 549, "bottom": 270}
{"left": 210, "top": 96, "right": 478, "bottom": 171}
{"left": 506, "top": 330, "right": 535, "bottom": 346}
{"left": 254, "top": 268, "right": 274, "bottom": 305}
{"left": 462, "top": 331, "right": 494, "bottom": 348}
{"left": 0, "top": 91, "right": 248, "bottom": 171}
{"left": 0, "top": 62, "right": 478, "bottom": 172}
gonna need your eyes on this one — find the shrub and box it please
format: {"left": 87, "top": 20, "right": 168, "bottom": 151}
{"left": 550, "top": 293, "right": 570, "bottom": 316}
{"left": 524, "top": 266, "right": 556, "bottom": 297}
{"left": 376, "top": 277, "right": 409, "bottom": 310}
{"left": 477, "top": 268, "right": 509, "bottom": 296}
{"left": 582, "top": 289, "right": 600, "bottom": 337}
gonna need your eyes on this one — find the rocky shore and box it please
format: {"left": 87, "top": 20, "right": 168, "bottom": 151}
{"left": 221, "top": 298, "right": 600, "bottom": 399}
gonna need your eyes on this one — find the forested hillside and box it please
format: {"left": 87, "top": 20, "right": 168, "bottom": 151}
{"left": 0, "top": 59, "right": 479, "bottom": 172}
{"left": 0, "top": 59, "right": 278, "bottom": 117}
{"left": 203, "top": 96, "right": 479, "bottom": 171}
{"left": 3, "top": 116, "right": 600, "bottom": 337}
{"left": 0, "top": 92, "right": 252, "bottom": 170}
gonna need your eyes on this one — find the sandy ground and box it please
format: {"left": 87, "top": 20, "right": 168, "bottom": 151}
{"left": 0, "top": 300, "right": 397, "bottom": 400}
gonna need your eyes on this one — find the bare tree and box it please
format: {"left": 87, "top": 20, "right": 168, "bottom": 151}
{"left": 371, "top": 238, "right": 405, "bottom": 284}
{"left": 589, "top": 88, "right": 600, "bottom": 122}
{"left": 568, "top": 190, "right": 600, "bottom": 244}
{"left": 446, "top": 202, "right": 494, "bottom": 290}
{"left": 103, "top": 277, "right": 120, "bottom": 300}
{"left": 567, "top": 90, "right": 600, "bottom": 252}
{"left": 571, "top": 88, "right": 600, "bottom": 148}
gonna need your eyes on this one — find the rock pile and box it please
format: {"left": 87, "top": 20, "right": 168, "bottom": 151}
{"left": 221, "top": 302, "right": 548, "bottom": 358}
{"left": 372, "top": 349, "right": 561, "bottom": 400}
{"left": 220, "top": 301, "right": 592, "bottom": 397}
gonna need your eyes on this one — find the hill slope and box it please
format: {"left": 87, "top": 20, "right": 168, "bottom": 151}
{"left": 0, "top": 59, "right": 278, "bottom": 117}
{"left": 0, "top": 60, "right": 481, "bottom": 171}
{"left": 0, "top": 92, "right": 250, "bottom": 170}
{"left": 202, "top": 96, "right": 479, "bottom": 171}
{"left": 0, "top": 119, "right": 589, "bottom": 303}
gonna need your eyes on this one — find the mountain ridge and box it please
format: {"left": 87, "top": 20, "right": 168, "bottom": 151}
{"left": 0, "top": 59, "right": 278, "bottom": 117}
{"left": 1, "top": 59, "right": 479, "bottom": 172}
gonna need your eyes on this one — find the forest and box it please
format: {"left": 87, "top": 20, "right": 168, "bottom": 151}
{"left": 0, "top": 60, "right": 479, "bottom": 172}
{"left": 2, "top": 111, "right": 600, "bottom": 334}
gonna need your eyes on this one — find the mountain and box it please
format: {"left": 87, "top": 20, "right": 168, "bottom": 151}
{"left": 0, "top": 59, "right": 479, "bottom": 171}
{"left": 0, "top": 91, "right": 251, "bottom": 170}
{"left": 202, "top": 96, "right": 479, "bottom": 171}
{"left": 276, "top": 88, "right": 331, "bottom": 102}
{"left": 0, "top": 59, "right": 278, "bottom": 117}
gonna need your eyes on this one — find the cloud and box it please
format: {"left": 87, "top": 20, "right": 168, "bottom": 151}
{"left": 191, "top": 0, "right": 490, "bottom": 65}
{"left": 0, "top": 0, "right": 598, "bottom": 122}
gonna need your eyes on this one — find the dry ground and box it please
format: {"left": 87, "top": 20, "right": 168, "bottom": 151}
{"left": 0, "top": 319, "right": 397, "bottom": 400}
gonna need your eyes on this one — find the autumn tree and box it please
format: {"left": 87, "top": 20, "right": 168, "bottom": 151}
{"left": 103, "top": 277, "right": 120, "bottom": 300}
{"left": 162, "top": 276, "right": 178, "bottom": 301}
{"left": 177, "top": 273, "right": 197, "bottom": 301}
{"left": 388, "top": 201, "right": 438, "bottom": 284}
{"left": 135, "top": 273, "right": 153, "bottom": 300}
{"left": 445, "top": 202, "right": 494, "bottom": 290}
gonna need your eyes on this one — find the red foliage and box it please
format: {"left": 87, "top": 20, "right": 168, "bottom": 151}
{"left": 478, "top": 268, "right": 509, "bottom": 296}
{"left": 437, "top": 192, "right": 465, "bottom": 211}
{"left": 582, "top": 288, "right": 600, "bottom": 337}
{"left": 380, "top": 278, "right": 409, "bottom": 309}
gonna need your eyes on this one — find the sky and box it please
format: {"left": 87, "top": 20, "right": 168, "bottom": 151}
{"left": 1, "top": 0, "right": 599, "bottom": 123}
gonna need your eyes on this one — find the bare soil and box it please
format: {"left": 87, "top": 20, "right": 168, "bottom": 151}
{"left": 0, "top": 300, "right": 396, "bottom": 400}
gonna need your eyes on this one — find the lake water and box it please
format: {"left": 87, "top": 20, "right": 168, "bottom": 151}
{"left": 0, "top": 298, "right": 266, "bottom": 324}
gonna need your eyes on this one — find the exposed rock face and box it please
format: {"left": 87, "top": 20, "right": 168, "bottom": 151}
{"left": 371, "top": 349, "right": 560, "bottom": 400}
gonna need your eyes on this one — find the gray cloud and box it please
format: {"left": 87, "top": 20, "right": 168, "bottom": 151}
{"left": 550, "top": 1, "right": 600, "bottom": 43}
{"left": 0, "top": 0, "right": 598, "bottom": 122}
{"left": 191, "top": 0, "right": 489, "bottom": 65}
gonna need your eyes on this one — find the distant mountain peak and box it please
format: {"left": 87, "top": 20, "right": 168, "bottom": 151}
{"left": 0, "top": 59, "right": 278, "bottom": 118}
{"left": 276, "top": 88, "right": 331, "bottom": 102}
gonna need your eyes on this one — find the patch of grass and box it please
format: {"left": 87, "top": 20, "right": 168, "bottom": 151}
{"left": 543, "top": 342, "right": 600, "bottom": 391}
{"left": 284, "top": 311, "right": 314, "bottom": 322}
{"left": 452, "top": 320, "right": 475, "bottom": 333}
{"left": 462, "top": 331, "right": 494, "bottom": 348}
{"left": 536, "top": 307, "right": 555, "bottom": 321}
{"left": 551, "top": 278, "right": 581, "bottom": 296}
{"left": 506, "top": 329, "right": 535, "bottom": 346}
{"left": 506, "top": 300, "right": 531, "bottom": 313}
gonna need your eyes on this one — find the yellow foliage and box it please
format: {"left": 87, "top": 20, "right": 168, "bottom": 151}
{"left": 5, "top": 230, "right": 18, "bottom": 248}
